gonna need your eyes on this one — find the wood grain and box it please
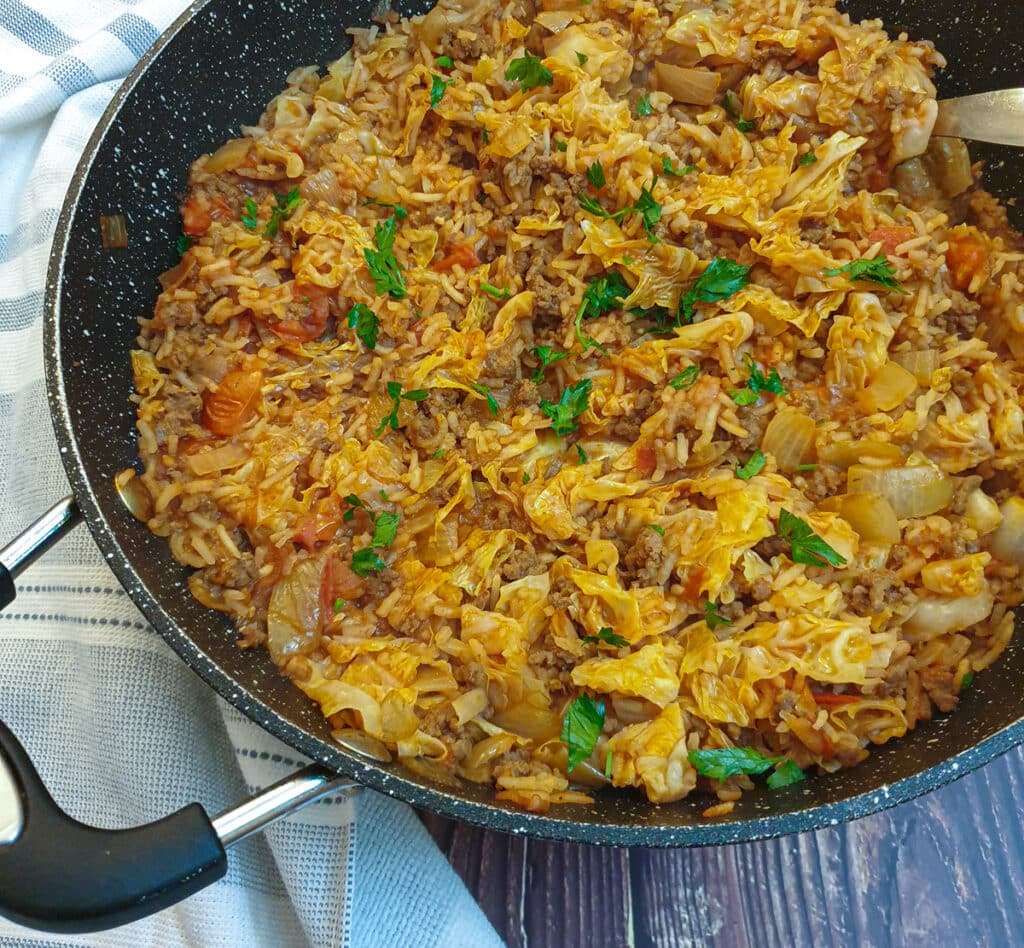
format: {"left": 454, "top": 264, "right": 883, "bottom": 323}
{"left": 422, "top": 746, "right": 1024, "bottom": 946}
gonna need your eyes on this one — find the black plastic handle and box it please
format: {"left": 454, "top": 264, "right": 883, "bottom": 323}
{"left": 0, "top": 563, "right": 13, "bottom": 611}
{"left": 0, "top": 718, "right": 227, "bottom": 933}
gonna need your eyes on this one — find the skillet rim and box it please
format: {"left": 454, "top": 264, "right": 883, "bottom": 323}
{"left": 40, "top": 0, "right": 1024, "bottom": 847}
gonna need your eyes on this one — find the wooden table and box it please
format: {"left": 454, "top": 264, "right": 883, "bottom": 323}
{"left": 421, "top": 745, "right": 1024, "bottom": 946}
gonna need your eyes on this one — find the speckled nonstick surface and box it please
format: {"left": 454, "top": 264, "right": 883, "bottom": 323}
{"left": 42, "top": 0, "right": 1024, "bottom": 846}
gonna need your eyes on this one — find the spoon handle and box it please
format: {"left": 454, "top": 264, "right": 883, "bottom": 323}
{"left": 935, "top": 88, "right": 1024, "bottom": 147}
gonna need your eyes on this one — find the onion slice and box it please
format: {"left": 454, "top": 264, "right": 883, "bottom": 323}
{"left": 847, "top": 463, "right": 953, "bottom": 519}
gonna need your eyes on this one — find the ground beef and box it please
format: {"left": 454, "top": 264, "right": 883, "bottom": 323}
{"left": 796, "top": 463, "right": 846, "bottom": 503}
{"left": 550, "top": 575, "right": 576, "bottom": 610}
{"left": 621, "top": 528, "right": 668, "bottom": 587}
{"left": 405, "top": 403, "right": 445, "bottom": 451}
{"left": 442, "top": 27, "right": 497, "bottom": 62}
{"left": 202, "top": 553, "right": 259, "bottom": 589}
{"left": 920, "top": 665, "right": 959, "bottom": 713}
{"left": 608, "top": 388, "right": 657, "bottom": 442}
{"left": 507, "top": 379, "right": 541, "bottom": 411}
{"left": 749, "top": 577, "right": 772, "bottom": 602}
{"left": 848, "top": 570, "right": 915, "bottom": 614}
{"left": 362, "top": 566, "right": 398, "bottom": 602}
{"left": 753, "top": 535, "right": 789, "bottom": 560}
{"left": 482, "top": 345, "right": 519, "bottom": 381}
{"left": 950, "top": 475, "right": 983, "bottom": 515}
{"left": 500, "top": 547, "right": 540, "bottom": 581}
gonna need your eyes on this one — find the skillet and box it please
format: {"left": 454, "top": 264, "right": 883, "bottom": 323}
{"left": 0, "top": 0, "right": 1022, "bottom": 933}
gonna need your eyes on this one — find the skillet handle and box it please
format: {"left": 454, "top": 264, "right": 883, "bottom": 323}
{"left": 0, "top": 496, "right": 82, "bottom": 609}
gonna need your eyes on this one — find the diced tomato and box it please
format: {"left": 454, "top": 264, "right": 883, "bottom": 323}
{"left": 946, "top": 228, "right": 989, "bottom": 292}
{"left": 201, "top": 367, "right": 263, "bottom": 436}
{"left": 319, "top": 555, "right": 366, "bottom": 620}
{"left": 868, "top": 226, "right": 915, "bottom": 256}
{"left": 682, "top": 566, "right": 707, "bottom": 604}
{"left": 866, "top": 164, "right": 890, "bottom": 193}
{"left": 811, "top": 692, "right": 863, "bottom": 707}
{"left": 636, "top": 445, "right": 656, "bottom": 476}
{"left": 433, "top": 241, "right": 480, "bottom": 272}
{"left": 182, "top": 196, "right": 213, "bottom": 237}
{"left": 271, "top": 284, "right": 331, "bottom": 342}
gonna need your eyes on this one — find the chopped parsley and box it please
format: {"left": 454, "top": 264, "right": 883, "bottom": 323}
{"left": 824, "top": 255, "right": 910, "bottom": 294}
{"left": 778, "top": 509, "right": 847, "bottom": 568}
{"left": 531, "top": 345, "right": 569, "bottom": 382}
{"left": 688, "top": 747, "right": 806, "bottom": 789}
{"left": 668, "top": 366, "right": 700, "bottom": 391}
{"left": 648, "top": 524, "right": 666, "bottom": 537}
{"left": 342, "top": 494, "right": 366, "bottom": 522}
{"left": 362, "top": 199, "right": 408, "bottom": 220}
{"left": 662, "top": 157, "right": 696, "bottom": 177}
{"left": 744, "top": 355, "right": 786, "bottom": 396}
{"left": 470, "top": 381, "right": 499, "bottom": 417}
{"left": 723, "top": 91, "right": 754, "bottom": 132}
{"left": 575, "top": 444, "right": 587, "bottom": 465}
{"left": 481, "top": 282, "right": 511, "bottom": 300}
{"left": 370, "top": 511, "right": 401, "bottom": 549}
{"left": 578, "top": 178, "right": 660, "bottom": 239}
{"left": 431, "top": 448, "right": 446, "bottom": 459}
{"left": 429, "top": 74, "right": 451, "bottom": 107}
{"left": 540, "top": 378, "right": 593, "bottom": 436}
{"left": 241, "top": 198, "right": 259, "bottom": 230}
{"left": 736, "top": 118, "right": 755, "bottom": 133}
{"left": 704, "top": 600, "right": 730, "bottom": 630}
{"left": 435, "top": 54, "right": 453, "bottom": 68}
{"left": 522, "top": 471, "right": 531, "bottom": 484}
{"left": 554, "top": 139, "right": 568, "bottom": 152}
{"left": 176, "top": 235, "right": 193, "bottom": 257}
{"left": 798, "top": 151, "right": 818, "bottom": 166}
{"left": 736, "top": 450, "right": 767, "bottom": 480}
{"left": 482, "top": 129, "right": 490, "bottom": 145}
{"left": 505, "top": 53, "right": 553, "bottom": 91}
{"left": 575, "top": 270, "right": 629, "bottom": 353}
{"left": 960, "top": 671, "right": 975, "bottom": 691}
{"left": 681, "top": 256, "right": 751, "bottom": 322}
{"left": 376, "top": 381, "right": 429, "bottom": 435}
{"left": 264, "top": 188, "right": 301, "bottom": 238}
{"left": 582, "top": 626, "right": 630, "bottom": 648}
{"left": 333, "top": 597, "right": 346, "bottom": 611}
{"left": 795, "top": 463, "right": 818, "bottom": 472}
{"left": 636, "top": 93, "right": 652, "bottom": 116}
{"left": 576, "top": 51, "right": 589, "bottom": 66}
{"left": 605, "top": 750, "right": 613, "bottom": 779}
{"left": 364, "top": 217, "right": 407, "bottom": 299}
{"left": 350, "top": 547, "right": 386, "bottom": 577}
{"left": 346, "top": 303, "right": 379, "bottom": 350}
{"left": 729, "top": 388, "right": 759, "bottom": 407}
{"left": 586, "top": 161, "right": 606, "bottom": 189}
{"left": 561, "top": 694, "right": 605, "bottom": 770}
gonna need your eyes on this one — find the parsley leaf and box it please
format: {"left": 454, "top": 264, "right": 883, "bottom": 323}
{"left": 648, "top": 524, "right": 666, "bottom": 537}
{"left": 681, "top": 257, "right": 751, "bottom": 322}
{"left": 824, "top": 255, "right": 910, "bottom": 294}
{"left": 431, "top": 448, "right": 446, "bottom": 459}
{"left": 736, "top": 450, "right": 767, "bottom": 480}
{"left": 722, "top": 90, "right": 754, "bottom": 133}
{"left": 376, "top": 380, "right": 429, "bottom": 435}
{"left": 605, "top": 750, "right": 613, "bottom": 779}
{"left": 575, "top": 444, "right": 587, "bottom": 465}
{"left": 435, "top": 54, "right": 453, "bottom": 68}
{"left": 364, "top": 217, "right": 407, "bottom": 299}
{"left": 522, "top": 471, "right": 531, "bottom": 484}
{"left": 264, "top": 188, "right": 300, "bottom": 238}
{"left": 561, "top": 694, "right": 605, "bottom": 770}
{"left": 729, "top": 388, "right": 759, "bottom": 407}
{"left": 689, "top": 747, "right": 805, "bottom": 789}
{"left": 576, "top": 51, "right": 588, "bottom": 66}
{"left": 241, "top": 198, "right": 259, "bottom": 230}
{"left": 586, "top": 161, "right": 606, "bottom": 189}
{"left": 342, "top": 493, "right": 368, "bottom": 522}
{"left": 333, "top": 597, "right": 346, "bottom": 611}
{"left": 960, "top": 671, "right": 975, "bottom": 691}
{"left": 575, "top": 270, "right": 629, "bottom": 353}
{"left": 554, "top": 139, "right": 568, "bottom": 152}
{"left": 662, "top": 157, "right": 696, "bottom": 177}
{"left": 798, "top": 151, "right": 818, "bottom": 166}
{"left": 346, "top": 303, "right": 379, "bottom": 350}
{"left": 429, "top": 74, "right": 451, "bottom": 107}
{"left": 795, "top": 463, "right": 818, "bottom": 472}
{"left": 505, "top": 53, "right": 553, "bottom": 91}
{"left": 736, "top": 118, "right": 755, "bottom": 133}
{"left": 778, "top": 508, "right": 847, "bottom": 568}
{"left": 481, "top": 282, "right": 511, "bottom": 300}
{"left": 531, "top": 345, "right": 569, "bottom": 382}
{"left": 470, "top": 381, "right": 499, "bottom": 417}
{"left": 577, "top": 193, "right": 624, "bottom": 221}
{"left": 351, "top": 547, "right": 386, "bottom": 576}
{"left": 636, "top": 93, "right": 652, "bottom": 116}
{"left": 669, "top": 366, "right": 700, "bottom": 390}
{"left": 705, "top": 600, "right": 730, "bottom": 630}
{"left": 176, "top": 235, "right": 193, "bottom": 257}
{"left": 540, "top": 378, "right": 592, "bottom": 436}
{"left": 633, "top": 178, "right": 662, "bottom": 240}
{"left": 370, "top": 511, "right": 400, "bottom": 549}
{"left": 744, "top": 356, "right": 786, "bottom": 396}
{"left": 363, "top": 199, "right": 407, "bottom": 220}
{"left": 582, "top": 626, "right": 630, "bottom": 648}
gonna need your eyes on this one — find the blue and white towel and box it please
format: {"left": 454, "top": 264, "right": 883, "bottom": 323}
{"left": 0, "top": 1, "right": 503, "bottom": 944}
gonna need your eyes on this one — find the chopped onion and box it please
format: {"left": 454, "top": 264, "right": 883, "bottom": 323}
{"left": 761, "top": 407, "right": 815, "bottom": 473}
{"left": 205, "top": 137, "right": 251, "bottom": 173}
{"left": 401, "top": 755, "right": 463, "bottom": 788}
{"left": 300, "top": 168, "right": 344, "bottom": 208}
{"left": 903, "top": 591, "right": 994, "bottom": 642}
{"left": 891, "top": 349, "right": 940, "bottom": 385}
{"left": 332, "top": 728, "right": 392, "bottom": 762}
{"left": 819, "top": 492, "right": 900, "bottom": 544}
{"left": 462, "top": 733, "right": 518, "bottom": 781}
{"left": 451, "top": 688, "right": 488, "bottom": 726}
{"left": 820, "top": 439, "right": 904, "bottom": 469}
{"left": 653, "top": 61, "right": 721, "bottom": 105}
{"left": 186, "top": 442, "right": 250, "bottom": 476}
{"left": 266, "top": 559, "right": 322, "bottom": 663}
{"left": 964, "top": 488, "right": 1002, "bottom": 534}
{"left": 858, "top": 362, "right": 917, "bottom": 412}
{"left": 535, "top": 9, "right": 575, "bottom": 32}
{"left": 115, "top": 469, "right": 152, "bottom": 522}
{"left": 847, "top": 463, "right": 953, "bottom": 518}
{"left": 99, "top": 214, "right": 127, "bottom": 249}
{"left": 927, "top": 137, "right": 973, "bottom": 198}
{"left": 988, "top": 496, "right": 1024, "bottom": 563}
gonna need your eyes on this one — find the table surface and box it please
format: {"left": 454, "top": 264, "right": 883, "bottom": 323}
{"left": 420, "top": 744, "right": 1024, "bottom": 946}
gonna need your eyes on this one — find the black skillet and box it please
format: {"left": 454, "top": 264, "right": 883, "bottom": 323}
{"left": 0, "top": 0, "right": 1022, "bottom": 933}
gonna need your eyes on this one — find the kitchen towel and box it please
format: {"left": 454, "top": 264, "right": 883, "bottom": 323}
{"left": 0, "top": 1, "right": 503, "bottom": 945}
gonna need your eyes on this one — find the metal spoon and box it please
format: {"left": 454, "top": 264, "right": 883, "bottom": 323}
{"left": 934, "top": 88, "right": 1024, "bottom": 147}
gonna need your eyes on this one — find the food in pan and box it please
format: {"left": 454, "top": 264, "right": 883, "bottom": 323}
{"left": 122, "top": 0, "right": 1024, "bottom": 815}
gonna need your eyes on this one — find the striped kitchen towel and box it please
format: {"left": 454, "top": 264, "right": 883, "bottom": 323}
{"left": 0, "top": 1, "right": 503, "bottom": 945}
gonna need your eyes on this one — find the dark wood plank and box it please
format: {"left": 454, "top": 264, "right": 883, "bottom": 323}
{"left": 422, "top": 746, "right": 1024, "bottom": 946}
